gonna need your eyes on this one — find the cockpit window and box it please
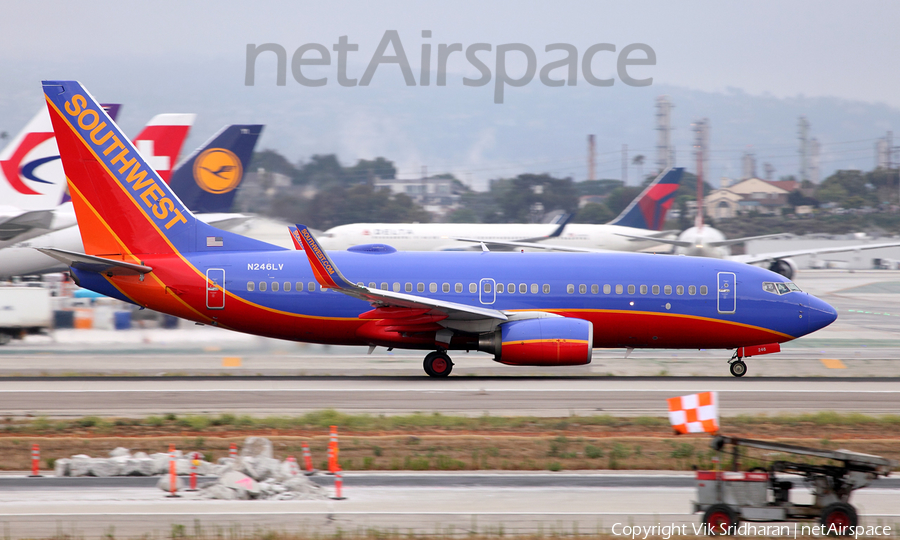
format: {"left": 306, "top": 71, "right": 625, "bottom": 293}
{"left": 763, "top": 281, "right": 802, "bottom": 295}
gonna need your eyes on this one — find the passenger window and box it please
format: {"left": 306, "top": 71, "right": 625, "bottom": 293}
{"left": 676, "top": 285, "right": 684, "bottom": 295}
{"left": 627, "top": 285, "right": 635, "bottom": 294}
{"left": 567, "top": 284, "right": 575, "bottom": 294}
{"left": 429, "top": 283, "right": 437, "bottom": 293}
{"left": 591, "top": 284, "right": 599, "bottom": 294}
{"left": 309, "top": 282, "right": 316, "bottom": 292}
{"left": 393, "top": 282, "right": 401, "bottom": 292}
{"left": 700, "top": 285, "right": 708, "bottom": 295}
{"left": 272, "top": 281, "right": 280, "bottom": 292}
{"left": 615, "top": 284, "right": 623, "bottom": 294}
{"left": 519, "top": 283, "right": 527, "bottom": 294}
{"left": 603, "top": 284, "right": 611, "bottom": 294}
{"left": 367, "top": 282, "right": 375, "bottom": 289}
{"left": 455, "top": 283, "right": 463, "bottom": 293}
{"left": 283, "top": 282, "right": 290, "bottom": 292}
{"left": 381, "top": 282, "right": 388, "bottom": 290}
{"left": 259, "top": 281, "right": 267, "bottom": 292}
{"left": 405, "top": 283, "right": 413, "bottom": 292}
{"left": 543, "top": 284, "right": 550, "bottom": 294}
{"left": 689, "top": 285, "right": 696, "bottom": 295}
{"left": 640, "top": 285, "right": 647, "bottom": 294}
{"left": 664, "top": 285, "right": 672, "bottom": 295}
{"left": 497, "top": 283, "right": 505, "bottom": 293}
{"left": 652, "top": 285, "right": 659, "bottom": 295}
{"left": 247, "top": 281, "right": 255, "bottom": 292}
{"left": 531, "top": 284, "right": 538, "bottom": 294}
{"left": 296, "top": 282, "right": 304, "bottom": 292}
{"left": 417, "top": 283, "right": 425, "bottom": 293}
{"left": 483, "top": 282, "right": 492, "bottom": 293}
{"left": 356, "top": 282, "right": 363, "bottom": 287}
{"left": 508, "top": 283, "right": 515, "bottom": 294}
{"left": 579, "top": 284, "right": 587, "bottom": 294}
{"left": 442, "top": 283, "right": 450, "bottom": 293}
{"left": 469, "top": 283, "right": 477, "bottom": 293}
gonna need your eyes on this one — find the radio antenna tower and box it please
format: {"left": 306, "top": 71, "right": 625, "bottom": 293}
{"left": 656, "top": 96, "right": 674, "bottom": 174}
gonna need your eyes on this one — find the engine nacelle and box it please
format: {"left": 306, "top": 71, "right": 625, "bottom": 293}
{"left": 478, "top": 318, "right": 593, "bottom": 366}
{"left": 768, "top": 258, "right": 798, "bottom": 280}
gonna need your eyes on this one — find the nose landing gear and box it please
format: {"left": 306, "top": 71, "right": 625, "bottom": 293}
{"left": 424, "top": 350, "right": 453, "bottom": 377}
{"left": 729, "top": 359, "right": 747, "bottom": 377}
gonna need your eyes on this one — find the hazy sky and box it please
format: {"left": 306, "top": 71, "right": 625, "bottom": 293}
{"left": 1, "top": 1, "right": 898, "bottom": 187}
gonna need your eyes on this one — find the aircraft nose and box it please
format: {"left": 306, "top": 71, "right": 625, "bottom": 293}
{"left": 804, "top": 294, "right": 838, "bottom": 334}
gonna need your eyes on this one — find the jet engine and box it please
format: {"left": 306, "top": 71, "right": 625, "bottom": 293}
{"left": 768, "top": 258, "right": 798, "bottom": 280}
{"left": 477, "top": 318, "right": 593, "bottom": 366}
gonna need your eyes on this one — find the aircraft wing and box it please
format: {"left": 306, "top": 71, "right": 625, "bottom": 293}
{"left": 294, "top": 225, "right": 507, "bottom": 322}
{"left": 707, "top": 233, "right": 789, "bottom": 248}
{"left": 36, "top": 247, "right": 153, "bottom": 276}
{"left": 614, "top": 232, "right": 694, "bottom": 248}
{"left": 452, "top": 237, "right": 612, "bottom": 253}
{"left": 0, "top": 209, "right": 54, "bottom": 240}
{"left": 732, "top": 241, "right": 900, "bottom": 265}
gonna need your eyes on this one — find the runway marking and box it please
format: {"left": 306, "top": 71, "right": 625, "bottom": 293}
{"left": 221, "top": 357, "right": 242, "bottom": 368}
{"left": 0, "top": 388, "right": 898, "bottom": 393}
{"left": 821, "top": 358, "right": 847, "bottom": 369}
{"left": 0, "top": 511, "right": 896, "bottom": 517}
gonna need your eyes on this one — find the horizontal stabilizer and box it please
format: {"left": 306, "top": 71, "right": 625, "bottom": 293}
{"left": 36, "top": 247, "right": 153, "bottom": 275}
{"left": 0, "top": 209, "right": 54, "bottom": 240}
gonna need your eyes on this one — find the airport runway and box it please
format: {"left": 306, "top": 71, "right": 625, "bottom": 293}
{"left": 0, "top": 479, "right": 897, "bottom": 538}
{"left": 1, "top": 377, "right": 898, "bottom": 417}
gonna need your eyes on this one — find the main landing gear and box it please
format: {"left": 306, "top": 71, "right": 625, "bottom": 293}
{"left": 423, "top": 350, "right": 453, "bottom": 377}
{"left": 728, "top": 351, "right": 747, "bottom": 378}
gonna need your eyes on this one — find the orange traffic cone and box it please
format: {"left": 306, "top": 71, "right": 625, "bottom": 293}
{"left": 327, "top": 425, "right": 339, "bottom": 474}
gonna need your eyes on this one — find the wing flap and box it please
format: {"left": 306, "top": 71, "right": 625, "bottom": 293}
{"left": 36, "top": 247, "right": 153, "bottom": 275}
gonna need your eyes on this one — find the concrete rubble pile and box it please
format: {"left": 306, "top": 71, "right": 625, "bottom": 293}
{"left": 52, "top": 437, "right": 327, "bottom": 500}
{"left": 196, "top": 437, "right": 327, "bottom": 500}
{"left": 54, "top": 446, "right": 215, "bottom": 477}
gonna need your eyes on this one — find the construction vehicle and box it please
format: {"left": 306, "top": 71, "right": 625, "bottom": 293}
{"left": 693, "top": 435, "right": 896, "bottom": 536}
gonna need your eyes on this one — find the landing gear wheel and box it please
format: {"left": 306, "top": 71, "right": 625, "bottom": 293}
{"left": 820, "top": 502, "right": 858, "bottom": 535}
{"left": 729, "top": 360, "right": 747, "bottom": 378}
{"left": 423, "top": 351, "right": 453, "bottom": 377}
{"left": 702, "top": 504, "right": 738, "bottom": 536}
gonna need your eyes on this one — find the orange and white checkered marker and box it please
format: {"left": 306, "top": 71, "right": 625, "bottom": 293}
{"left": 667, "top": 391, "right": 719, "bottom": 434}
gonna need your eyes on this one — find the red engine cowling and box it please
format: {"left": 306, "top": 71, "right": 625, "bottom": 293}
{"left": 478, "top": 318, "right": 593, "bottom": 366}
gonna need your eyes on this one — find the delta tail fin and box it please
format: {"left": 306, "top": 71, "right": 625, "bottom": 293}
{"left": 168, "top": 124, "right": 263, "bottom": 213}
{"left": 43, "top": 80, "right": 277, "bottom": 258}
{"left": 609, "top": 167, "right": 683, "bottom": 231}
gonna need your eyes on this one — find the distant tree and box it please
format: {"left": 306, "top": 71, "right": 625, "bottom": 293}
{"left": 604, "top": 186, "right": 643, "bottom": 216}
{"left": 576, "top": 179, "right": 623, "bottom": 197}
{"left": 345, "top": 157, "right": 397, "bottom": 184}
{"left": 446, "top": 208, "right": 479, "bottom": 223}
{"left": 297, "top": 154, "right": 346, "bottom": 186}
{"left": 305, "top": 184, "right": 431, "bottom": 229}
{"left": 574, "top": 203, "right": 614, "bottom": 224}
{"left": 249, "top": 150, "right": 302, "bottom": 183}
{"left": 491, "top": 173, "right": 579, "bottom": 223}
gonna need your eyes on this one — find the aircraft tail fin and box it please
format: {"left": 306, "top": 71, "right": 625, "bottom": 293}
{"left": 133, "top": 113, "right": 195, "bottom": 183}
{"left": 43, "top": 80, "right": 277, "bottom": 258}
{"left": 0, "top": 103, "right": 119, "bottom": 209}
{"left": 609, "top": 167, "right": 683, "bottom": 231}
{"left": 168, "top": 124, "right": 263, "bottom": 213}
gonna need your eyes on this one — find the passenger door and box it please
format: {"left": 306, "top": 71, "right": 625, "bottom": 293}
{"left": 206, "top": 268, "right": 225, "bottom": 310}
{"left": 717, "top": 272, "right": 736, "bottom": 314}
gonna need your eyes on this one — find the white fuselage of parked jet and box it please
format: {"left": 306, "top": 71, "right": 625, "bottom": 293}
{"left": 317, "top": 222, "right": 671, "bottom": 252}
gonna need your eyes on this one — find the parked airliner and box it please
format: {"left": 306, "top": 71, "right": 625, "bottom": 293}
{"left": 317, "top": 168, "right": 683, "bottom": 253}
{"left": 39, "top": 81, "right": 837, "bottom": 377}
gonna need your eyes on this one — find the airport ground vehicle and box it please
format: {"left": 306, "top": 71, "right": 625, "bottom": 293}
{"left": 693, "top": 435, "right": 896, "bottom": 536}
{"left": 0, "top": 286, "right": 51, "bottom": 344}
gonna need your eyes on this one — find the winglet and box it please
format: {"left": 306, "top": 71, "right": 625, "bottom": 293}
{"left": 288, "top": 226, "right": 304, "bottom": 250}
{"left": 294, "top": 224, "right": 355, "bottom": 289}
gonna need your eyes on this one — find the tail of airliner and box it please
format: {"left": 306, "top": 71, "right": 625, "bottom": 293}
{"left": 609, "top": 167, "right": 683, "bottom": 231}
{"left": 168, "top": 124, "right": 263, "bottom": 213}
{"left": 132, "top": 113, "right": 195, "bottom": 183}
{"left": 43, "top": 80, "right": 275, "bottom": 257}
{"left": 0, "top": 103, "right": 119, "bottom": 210}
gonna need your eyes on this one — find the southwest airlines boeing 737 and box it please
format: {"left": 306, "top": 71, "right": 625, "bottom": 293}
{"left": 39, "top": 81, "right": 837, "bottom": 377}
